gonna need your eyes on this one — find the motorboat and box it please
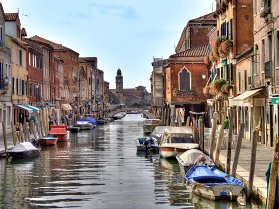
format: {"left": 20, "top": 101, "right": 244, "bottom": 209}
{"left": 185, "top": 164, "right": 244, "bottom": 201}
{"left": 176, "top": 149, "right": 214, "bottom": 174}
{"left": 38, "top": 134, "right": 58, "bottom": 146}
{"left": 67, "top": 126, "right": 80, "bottom": 133}
{"left": 96, "top": 119, "right": 107, "bottom": 125}
{"left": 75, "top": 120, "right": 94, "bottom": 130}
{"left": 159, "top": 127, "right": 199, "bottom": 158}
{"left": 150, "top": 126, "right": 171, "bottom": 144}
{"left": 49, "top": 125, "right": 68, "bottom": 142}
{"left": 134, "top": 136, "right": 159, "bottom": 153}
{"left": 142, "top": 118, "right": 161, "bottom": 135}
{"left": 112, "top": 112, "right": 126, "bottom": 120}
{"left": 7, "top": 142, "right": 40, "bottom": 159}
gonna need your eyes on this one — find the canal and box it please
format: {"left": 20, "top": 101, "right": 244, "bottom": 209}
{"left": 0, "top": 114, "right": 263, "bottom": 209}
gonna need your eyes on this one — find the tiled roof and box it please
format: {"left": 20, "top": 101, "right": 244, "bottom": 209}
{"left": 189, "top": 12, "right": 215, "bottom": 22}
{"left": 170, "top": 45, "right": 209, "bottom": 58}
{"left": 29, "top": 35, "right": 79, "bottom": 54}
{"left": 4, "top": 13, "right": 18, "bottom": 21}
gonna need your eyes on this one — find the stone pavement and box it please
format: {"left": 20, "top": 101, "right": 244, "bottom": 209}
{"left": 205, "top": 138, "right": 273, "bottom": 203}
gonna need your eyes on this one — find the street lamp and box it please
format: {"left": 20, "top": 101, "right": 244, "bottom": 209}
{"left": 202, "top": 74, "right": 206, "bottom": 79}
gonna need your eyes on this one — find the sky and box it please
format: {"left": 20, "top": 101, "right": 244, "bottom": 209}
{"left": 1, "top": 0, "right": 215, "bottom": 92}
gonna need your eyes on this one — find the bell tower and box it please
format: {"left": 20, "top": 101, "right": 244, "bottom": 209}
{"left": 116, "top": 68, "right": 123, "bottom": 93}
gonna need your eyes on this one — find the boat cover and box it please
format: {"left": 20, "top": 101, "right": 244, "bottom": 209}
{"left": 150, "top": 126, "right": 171, "bottom": 138}
{"left": 179, "top": 149, "right": 214, "bottom": 165}
{"left": 12, "top": 142, "right": 38, "bottom": 151}
{"left": 49, "top": 126, "right": 67, "bottom": 135}
{"left": 186, "top": 165, "right": 244, "bottom": 187}
{"left": 77, "top": 117, "right": 97, "bottom": 125}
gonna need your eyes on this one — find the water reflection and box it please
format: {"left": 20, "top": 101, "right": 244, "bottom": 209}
{"left": 0, "top": 114, "right": 263, "bottom": 209}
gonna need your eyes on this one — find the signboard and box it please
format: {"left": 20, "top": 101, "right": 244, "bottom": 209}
{"left": 272, "top": 97, "right": 279, "bottom": 105}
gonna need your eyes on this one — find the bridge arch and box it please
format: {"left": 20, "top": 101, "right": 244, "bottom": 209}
{"left": 108, "top": 107, "right": 156, "bottom": 119}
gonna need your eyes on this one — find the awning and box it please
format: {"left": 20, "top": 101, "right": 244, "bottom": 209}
{"left": 61, "top": 103, "right": 72, "bottom": 111}
{"left": 17, "top": 104, "right": 40, "bottom": 113}
{"left": 230, "top": 89, "right": 262, "bottom": 106}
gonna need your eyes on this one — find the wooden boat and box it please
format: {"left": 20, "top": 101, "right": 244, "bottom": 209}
{"left": 7, "top": 142, "right": 40, "bottom": 159}
{"left": 142, "top": 118, "right": 161, "bottom": 135}
{"left": 49, "top": 125, "right": 68, "bottom": 142}
{"left": 134, "top": 136, "right": 159, "bottom": 153}
{"left": 159, "top": 127, "right": 199, "bottom": 158}
{"left": 176, "top": 149, "right": 214, "bottom": 174}
{"left": 150, "top": 126, "right": 171, "bottom": 144}
{"left": 185, "top": 165, "right": 244, "bottom": 201}
{"left": 38, "top": 134, "right": 58, "bottom": 146}
{"left": 67, "top": 126, "right": 80, "bottom": 132}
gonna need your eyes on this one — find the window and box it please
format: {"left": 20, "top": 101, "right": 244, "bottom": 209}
{"left": 262, "top": 39, "right": 265, "bottom": 72}
{"left": 179, "top": 68, "right": 190, "bottom": 91}
{"left": 18, "top": 50, "right": 22, "bottom": 65}
{"left": 16, "top": 79, "right": 19, "bottom": 95}
{"left": 221, "top": 21, "right": 227, "bottom": 37}
{"left": 29, "top": 82, "right": 32, "bottom": 97}
{"left": 12, "top": 77, "right": 14, "bottom": 94}
{"left": 29, "top": 52, "right": 31, "bottom": 66}
{"left": 230, "top": 19, "right": 233, "bottom": 40}
{"left": 238, "top": 71, "right": 241, "bottom": 92}
{"left": 277, "top": 31, "right": 279, "bottom": 66}
{"left": 21, "top": 80, "right": 24, "bottom": 95}
{"left": 0, "top": 62, "right": 2, "bottom": 89}
{"left": 268, "top": 34, "right": 272, "bottom": 61}
{"left": 0, "top": 26, "right": 3, "bottom": 47}
{"left": 244, "top": 69, "right": 248, "bottom": 90}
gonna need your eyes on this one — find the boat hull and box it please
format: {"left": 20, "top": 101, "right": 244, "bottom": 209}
{"left": 160, "top": 146, "right": 198, "bottom": 158}
{"left": 39, "top": 138, "right": 57, "bottom": 146}
{"left": 7, "top": 149, "right": 40, "bottom": 159}
{"left": 191, "top": 183, "right": 243, "bottom": 201}
{"left": 67, "top": 126, "right": 80, "bottom": 132}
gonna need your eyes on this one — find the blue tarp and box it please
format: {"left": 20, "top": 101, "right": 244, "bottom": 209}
{"left": 77, "top": 117, "right": 97, "bottom": 126}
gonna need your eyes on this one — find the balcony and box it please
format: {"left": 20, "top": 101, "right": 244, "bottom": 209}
{"left": 265, "top": 61, "right": 272, "bottom": 79}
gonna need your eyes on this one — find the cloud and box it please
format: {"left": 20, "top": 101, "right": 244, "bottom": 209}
{"left": 88, "top": 2, "right": 139, "bottom": 19}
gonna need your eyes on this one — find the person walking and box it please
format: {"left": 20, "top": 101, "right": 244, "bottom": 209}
{"left": 223, "top": 116, "right": 230, "bottom": 129}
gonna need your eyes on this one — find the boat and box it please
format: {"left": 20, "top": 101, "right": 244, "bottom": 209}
{"left": 49, "top": 125, "right": 68, "bottom": 142}
{"left": 134, "top": 136, "right": 159, "bottom": 153}
{"left": 150, "top": 126, "right": 171, "bottom": 144}
{"left": 96, "top": 119, "right": 107, "bottom": 125}
{"left": 112, "top": 112, "right": 126, "bottom": 120}
{"left": 159, "top": 127, "right": 199, "bottom": 158}
{"left": 67, "top": 126, "right": 80, "bottom": 132}
{"left": 75, "top": 120, "right": 94, "bottom": 130}
{"left": 176, "top": 149, "right": 214, "bottom": 174}
{"left": 38, "top": 134, "right": 58, "bottom": 146}
{"left": 7, "top": 142, "right": 40, "bottom": 159}
{"left": 185, "top": 164, "right": 244, "bottom": 201}
{"left": 142, "top": 118, "right": 161, "bottom": 135}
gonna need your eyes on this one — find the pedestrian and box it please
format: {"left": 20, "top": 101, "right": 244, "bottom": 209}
{"left": 223, "top": 116, "right": 230, "bottom": 129}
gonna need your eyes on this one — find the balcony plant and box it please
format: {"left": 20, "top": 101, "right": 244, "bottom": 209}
{"left": 214, "top": 78, "right": 227, "bottom": 92}
{"left": 209, "top": 52, "right": 216, "bottom": 63}
{"left": 204, "top": 55, "right": 211, "bottom": 65}
{"left": 173, "top": 88, "right": 197, "bottom": 97}
{"left": 260, "top": 0, "right": 270, "bottom": 18}
{"left": 218, "top": 39, "right": 233, "bottom": 58}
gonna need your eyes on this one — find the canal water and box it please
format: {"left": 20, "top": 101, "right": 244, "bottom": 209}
{"left": 0, "top": 114, "right": 263, "bottom": 209}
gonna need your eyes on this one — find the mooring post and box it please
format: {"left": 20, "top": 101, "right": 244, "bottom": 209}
{"left": 226, "top": 108, "right": 234, "bottom": 174}
{"left": 2, "top": 121, "right": 7, "bottom": 152}
{"left": 247, "top": 129, "right": 258, "bottom": 199}
{"left": 209, "top": 112, "right": 218, "bottom": 159}
{"left": 231, "top": 123, "right": 245, "bottom": 177}
{"left": 214, "top": 124, "right": 224, "bottom": 164}
{"left": 11, "top": 121, "right": 16, "bottom": 146}
{"left": 20, "top": 123, "right": 25, "bottom": 142}
{"left": 266, "top": 139, "right": 279, "bottom": 209}
{"left": 198, "top": 117, "right": 204, "bottom": 152}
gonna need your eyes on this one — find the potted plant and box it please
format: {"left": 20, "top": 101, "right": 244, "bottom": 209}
{"left": 214, "top": 78, "right": 227, "bottom": 92}
{"left": 260, "top": 0, "right": 270, "bottom": 18}
{"left": 219, "top": 39, "right": 233, "bottom": 57}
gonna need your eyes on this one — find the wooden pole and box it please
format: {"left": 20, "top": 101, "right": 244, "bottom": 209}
{"left": 231, "top": 122, "right": 245, "bottom": 177}
{"left": 26, "top": 122, "right": 30, "bottom": 142}
{"left": 209, "top": 112, "right": 218, "bottom": 159}
{"left": 198, "top": 117, "right": 204, "bottom": 152}
{"left": 266, "top": 139, "right": 279, "bottom": 209}
{"left": 247, "top": 129, "right": 258, "bottom": 199}
{"left": 11, "top": 121, "right": 16, "bottom": 146}
{"left": 186, "top": 116, "right": 190, "bottom": 127}
{"left": 214, "top": 124, "right": 224, "bottom": 163}
{"left": 226, "top": 108, "right": 234, "bottom": 174}
{"left": 19, "top": 123, "right": 25, "bottom": 142}
{"left": 2, "top": 121, "right": 7, "bottom": 152}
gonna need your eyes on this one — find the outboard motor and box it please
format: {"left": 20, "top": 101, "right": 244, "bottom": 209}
{"left": 144, "top": 138, "right": 152, "bottom": 154}
{"left": 31, "top": 138, "right": 39, "bottom": 148}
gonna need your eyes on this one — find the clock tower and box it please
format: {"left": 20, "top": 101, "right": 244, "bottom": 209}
{"left": 116, "top": 68, "right": 123, "bottom": 93}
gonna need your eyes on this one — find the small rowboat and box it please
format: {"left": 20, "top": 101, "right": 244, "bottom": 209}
{"left": 38, "top": 134, "right": 58, "bottom": 146}
{"left": 134, "top": 137, "right": 159, "bottom": 153}
{"left": 49, "top": 125, "right": 67, "bottom": 142}
{"left": 67, "top": 126, "right": 80, "bottom": 133}
{"left": 186, "top": 165, "right": 244, "bottom": 201}
{"left": 7, "top": 142, "right": 40, "bottom": 159}
{"left": 176, "top": 149, "right": 214, "bottom": 174}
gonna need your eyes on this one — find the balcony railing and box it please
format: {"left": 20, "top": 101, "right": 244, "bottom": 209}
{"left": 265, "top": 61, "right": 272, "bottom": 79}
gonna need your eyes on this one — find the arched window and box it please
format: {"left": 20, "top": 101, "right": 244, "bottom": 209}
{"left": 179, "top": 68, "right": 191, "bottom": 91}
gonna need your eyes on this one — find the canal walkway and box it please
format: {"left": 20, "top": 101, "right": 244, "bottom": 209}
{"left": 205, "top": 138, "right": 272, "bottom": 203}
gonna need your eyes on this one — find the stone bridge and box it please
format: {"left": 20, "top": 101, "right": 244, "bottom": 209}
{"left": 108, "top": 107, "right": 156, "bottom": 119}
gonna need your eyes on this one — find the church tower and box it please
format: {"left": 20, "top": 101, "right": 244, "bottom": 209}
{"left": 116, "top": 68, "right": 123, "bottom": 93}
